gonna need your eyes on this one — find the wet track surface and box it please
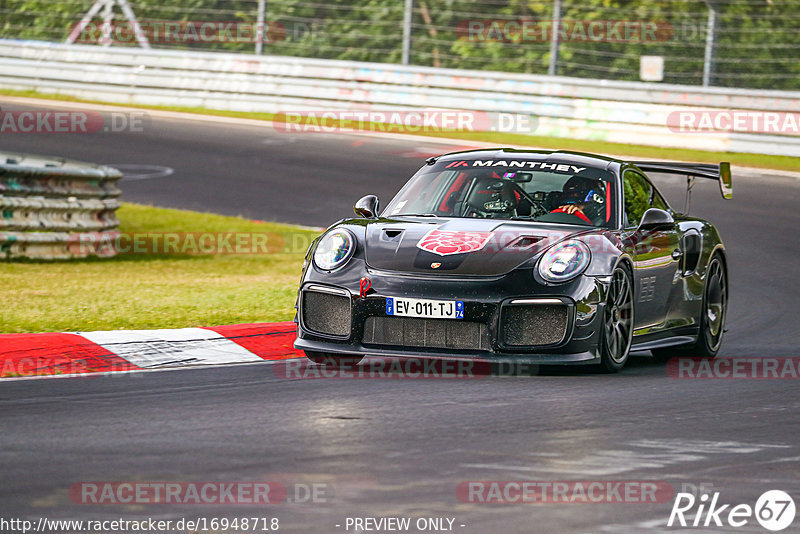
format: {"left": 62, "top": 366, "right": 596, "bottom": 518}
{"left": 1, "top": 101, "right": 799, "bottom": 532}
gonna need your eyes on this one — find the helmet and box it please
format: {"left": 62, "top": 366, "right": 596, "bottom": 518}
{"left": 561, "top": 176, "right": 605, "bottom": 206}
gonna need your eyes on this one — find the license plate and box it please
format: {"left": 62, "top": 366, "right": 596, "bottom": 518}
{"left": 386, "top": 297, "right": 464, "bottom": 319}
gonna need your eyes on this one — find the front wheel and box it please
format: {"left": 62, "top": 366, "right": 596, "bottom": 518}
{"left": 304, "top": 351, "right": 364, "bottom": 368}
{"left": 598, "top": 265, "right": 634, "bottom": 373}
{"left": 652, "top": 254, "right": 727, "bottom": 361}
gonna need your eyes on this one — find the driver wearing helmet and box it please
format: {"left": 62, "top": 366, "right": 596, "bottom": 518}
{"left": 551, "top": 175, "right": 607, "bottom": 225}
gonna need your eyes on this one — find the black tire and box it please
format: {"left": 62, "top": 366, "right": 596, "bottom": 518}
{"left": 652, "top": 254, "right": 727, "bottom": 361}
{"left": 304, "top": 351, "right": 364, "bottom": 368}
{"left": 598, "top": 264, "right": 634, "bottom": 373}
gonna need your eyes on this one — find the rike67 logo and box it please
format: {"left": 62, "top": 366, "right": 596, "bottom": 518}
{"left": 668, "top": 490, "right": 796, "bottom": 531}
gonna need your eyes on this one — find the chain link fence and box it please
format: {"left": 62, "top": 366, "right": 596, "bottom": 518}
{"left": 1, "top": 0, "right": 798, "bottom": 90}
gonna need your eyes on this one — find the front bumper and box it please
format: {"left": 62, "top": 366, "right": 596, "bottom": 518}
{"left": 294, "top": 266, "right": 609, "bottom": 365}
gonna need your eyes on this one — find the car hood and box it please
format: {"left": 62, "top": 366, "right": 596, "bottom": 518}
{"left": 362, "top": 217, "right": 596, "bottom": 276}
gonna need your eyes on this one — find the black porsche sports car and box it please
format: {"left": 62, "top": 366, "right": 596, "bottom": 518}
{"left": 294, "top": 149, "right": 732, "bottom": 372}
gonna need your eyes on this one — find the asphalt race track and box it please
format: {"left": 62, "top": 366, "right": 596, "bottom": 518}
{"left": 1, "top": 100, "right": 799, "bottom": 533}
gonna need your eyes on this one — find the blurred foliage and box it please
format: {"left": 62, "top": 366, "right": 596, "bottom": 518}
{"left": 623, "top": 171, "right": 651, "bottom": 227}
{"left": 0, "top": 0, "right": 798, "bottom": 89}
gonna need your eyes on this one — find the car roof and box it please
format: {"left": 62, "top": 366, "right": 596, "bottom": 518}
{"left": 432, "top": 148, "right": 623, "bottom": 172}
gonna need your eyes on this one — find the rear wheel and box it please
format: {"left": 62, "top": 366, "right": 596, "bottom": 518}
{"left": 652, "top": 254, "right": 727, "bottom": 361}
{"left": 304, "top": 351, "right": 364, "bottom": 368}
{"left": 598, "top": 265, "right": 634, "bottom": 373}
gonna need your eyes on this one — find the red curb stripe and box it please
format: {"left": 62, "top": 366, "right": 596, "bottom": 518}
{"left": 204, "top": 322, "right": 303, "bottom": 361}
{"left": 0, "top": 323, "right": 304, "bottom": 379}
{"left": 0, "top": 333, "right": 141, "bottom": 377}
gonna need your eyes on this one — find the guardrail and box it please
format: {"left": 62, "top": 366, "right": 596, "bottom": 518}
{"left": 0, "top": 39, "right": 798, "bottom": 156}
{"left": 0, "top": 152, "right": 122, "bottom": 259}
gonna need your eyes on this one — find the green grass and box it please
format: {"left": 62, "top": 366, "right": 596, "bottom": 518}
{"left": 2, "top": 88, "right": 798, "bottom": 172}
{"left": 0, "top": 203, "right": 320, "bottom": 333}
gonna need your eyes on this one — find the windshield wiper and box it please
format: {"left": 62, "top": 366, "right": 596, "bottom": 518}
{"left": 394, "top": 213, "right": 440, "bottom": 217}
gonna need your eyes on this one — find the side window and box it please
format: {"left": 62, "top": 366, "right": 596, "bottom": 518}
{"left": 623, "top": 170, "right": 652, "bottom": 227}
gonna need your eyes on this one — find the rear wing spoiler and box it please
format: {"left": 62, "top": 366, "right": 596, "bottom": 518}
{"left": 632, "top": 161, "right": 733, "bottom": 200}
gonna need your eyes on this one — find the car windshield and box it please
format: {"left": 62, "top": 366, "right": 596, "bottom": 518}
{"left": 382, "top": 159, "right": 616, "bottom": 228}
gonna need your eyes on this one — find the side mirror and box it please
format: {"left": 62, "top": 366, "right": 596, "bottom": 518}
{"left": 638, "top": 208, "right": 674, "bottom": 230}
{"left": 354, "top": 195, "right": 379, "bottom": 219}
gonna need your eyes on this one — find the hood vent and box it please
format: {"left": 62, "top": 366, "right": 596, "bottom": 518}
{"left": 506, "top": 235, "right": 544, "bottom": 250}
{"left": 381, "top": 228, "right": 404, "bottom": 241}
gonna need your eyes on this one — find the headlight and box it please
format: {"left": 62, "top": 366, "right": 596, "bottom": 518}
{"left": 313, "top": 229, "right": 355, "bottom": 271}
{"left": 537, "top": 240, "right": 591, "bottom": 283}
